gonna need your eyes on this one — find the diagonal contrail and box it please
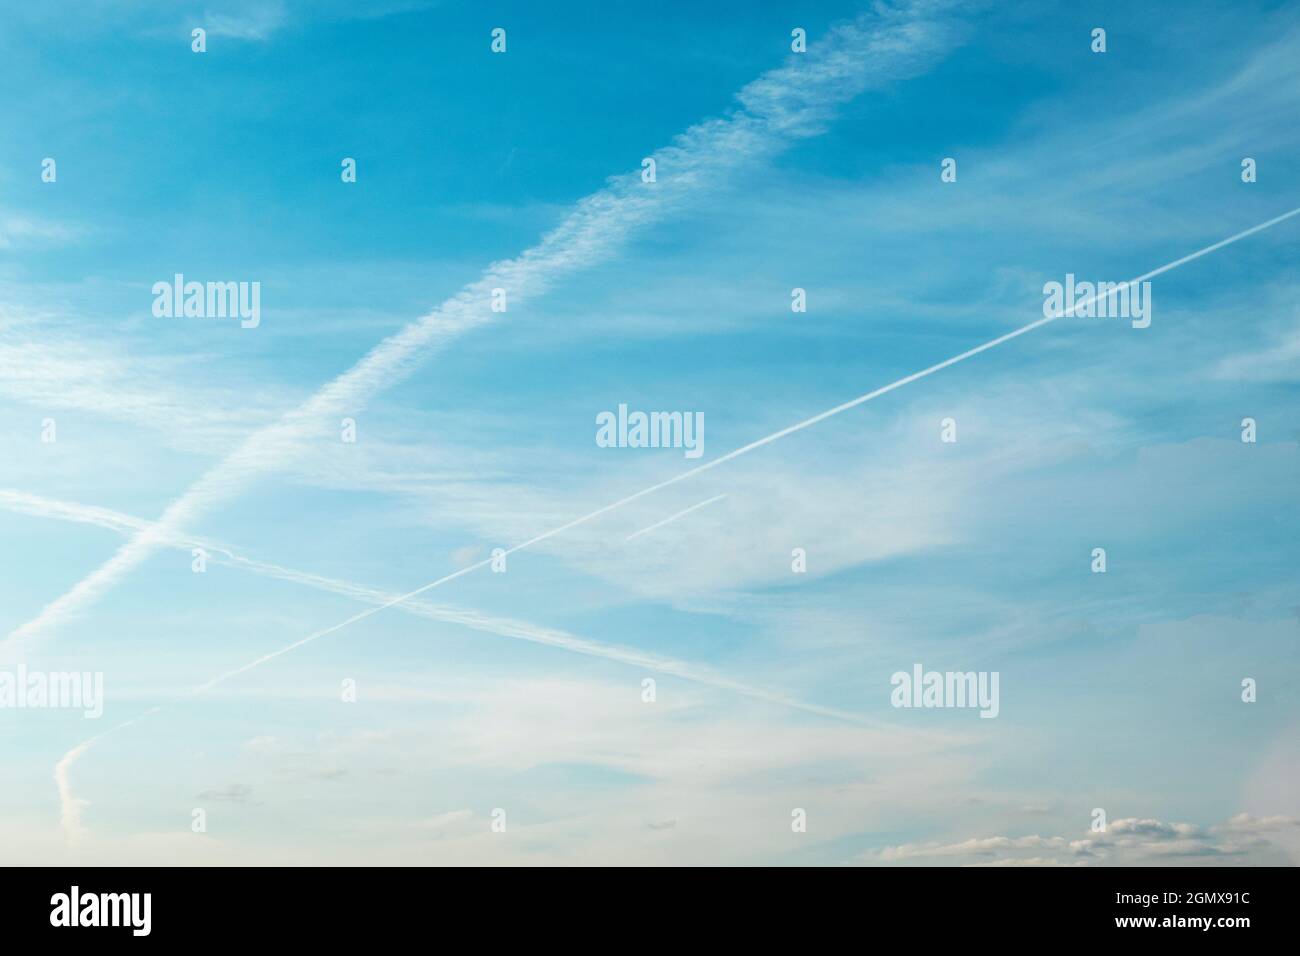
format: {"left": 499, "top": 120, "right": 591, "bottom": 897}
{"left": 3, "top": 1, "right": 960, "bottom": 656}
{"left": 0, "top": 487, "right": 850, "bottom": 720}
{"left": 626, "top": 494, "right": 728, "bottom": 541}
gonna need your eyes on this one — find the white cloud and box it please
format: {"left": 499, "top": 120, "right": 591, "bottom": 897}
{"left": 203, "top": 3, "right": 288, "bottom": 40}
{"left": 0, "top": 214, "right": 81, "bottom": 249}
{"left": 1214, "top": 322, "right": 1300, "bottom": 383}
{"left": 868, "top": 814, "right": 1300, "bottom": 866}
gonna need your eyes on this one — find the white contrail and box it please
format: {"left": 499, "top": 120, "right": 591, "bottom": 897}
{"left": 54, "top": 714, "right": 156, "bottom": 847}
{"left": 1, "top": 487, "right": 844, "bottom": 716}
{"left": 54, "top": 739, "right": 94, "bottom": 846}
{"left": 4, "top": 2, "right": 959, "bottom": 655}
{"left": 626, "top": 494, "right": 727, "bottom": 541}
{"left": 19, "top": 488, "right": 887, "bottom": 843}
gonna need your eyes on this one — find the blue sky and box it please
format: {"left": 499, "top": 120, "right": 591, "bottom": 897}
{"left": 1, "top": 0, "right": 1298, "bottom": 865}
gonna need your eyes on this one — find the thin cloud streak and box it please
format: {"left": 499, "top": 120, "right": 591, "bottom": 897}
{"left": 626, "top": 494, "right": 728, "bottom": 541}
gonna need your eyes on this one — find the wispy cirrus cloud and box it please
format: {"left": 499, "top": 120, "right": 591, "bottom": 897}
{"left": 1, "top": 0, "right": 433, "bottom": 43}
{"left": 202, "top": 3, "right": 288, "bottom": 41}
{"left": 0, "top": 214, "right": 81, "bottom": 250}
{"left": 9, "top": 0, "right": 1297, "bottom": 869}
{"left": 27, "top": 672, "right": 975, "bottom": 864}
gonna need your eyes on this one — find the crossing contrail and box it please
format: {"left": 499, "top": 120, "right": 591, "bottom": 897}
{"left": 30, "top": 484, "right": 887, "bottom": 844}
{"left": 3, "top": 1, "right": 960, "bottom": 657}
{"left": 0, "top": 487, "right": 854, "bottom": 720}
